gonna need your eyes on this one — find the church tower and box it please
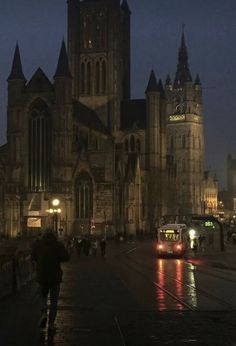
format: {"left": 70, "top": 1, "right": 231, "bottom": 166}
{"left": 67, "top": 0, "right": 131, "bottom": 133}
{"left": 166, "top": 31, "right": 204, "bottom": 215}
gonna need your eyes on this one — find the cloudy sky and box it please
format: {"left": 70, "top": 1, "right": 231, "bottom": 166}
{"left": 0, "top": 0, "right": 236, "bottom": 188}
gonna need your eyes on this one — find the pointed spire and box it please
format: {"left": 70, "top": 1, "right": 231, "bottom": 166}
{"left": 145, "top": 70, "right": 158, "bottom": 93}
{"left": 195, "top": 74, "right": 201, "bottom": 85}
{"left": 7, "top": 43, "right": 26, "bottom": 81}
{"left": 54, "top": 39, "right": 72, "bottom": 79}
{"left": 157, "top": 79, "right": 165, "bottom": 99}
{"left": 174, "top": 27, "right": 192, "bottom": 87}
{"left": 165, "top": 74, "right": 172, "bottom": 86}
{"left": 121, "top": 0, "right": 131, "bottom": 14}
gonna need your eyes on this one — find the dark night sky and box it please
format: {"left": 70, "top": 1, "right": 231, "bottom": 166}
{"left": 0, "top": 0, "right": 236, "bottom": 188}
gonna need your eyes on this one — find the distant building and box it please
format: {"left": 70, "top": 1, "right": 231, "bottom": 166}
{"left": 0, "top": 0, "right": 205, "bottom": 237}
{"left": 225, "top": 154, "right": 236, "bottom": 211}
{"left": 203, "top": 171, "right": 218, "bottom": 215}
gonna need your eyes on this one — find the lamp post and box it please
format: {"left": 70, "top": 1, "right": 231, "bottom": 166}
{"left": 48, "top": 198, "right": 61, "bottom": 235}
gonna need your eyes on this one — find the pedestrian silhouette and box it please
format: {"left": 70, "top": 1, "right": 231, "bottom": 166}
{"left": 31, "top": 228, "right": 69, "bottom": 331}
{"left": 100, "top": 238, "right": 106, "bottom": 257}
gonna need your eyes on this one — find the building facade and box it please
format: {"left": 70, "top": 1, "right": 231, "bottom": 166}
{"left": 0, "top": 0, "right": 205, "bottom": 237}
{"left": 203, "top": 171, "right": 218, "bottom": 215}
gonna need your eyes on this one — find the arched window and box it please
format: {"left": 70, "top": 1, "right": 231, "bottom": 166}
{"left": 130, "top": 135, "right": 135, "bottom": 152}
{"left": 87, "top": 62, "right": 91, "bottom": 94}
{"left": 75, "top": 171, "right": 93, "bottom": 219}
{"left": 81, "top": 63, "right": 85, "bottom": 94}
{"left": 170, "top": 136, "right": 174, "bottom": 152}
{"left": 101, "top": 60, "right": 106, "bottom": 93}
{"left": 125, "top": 139, "right": 129, "bottom": 152}
{"left": 96, "top": 61, "right": 100, "bottom": 94}
{"left": 182, "top": 135, "right": 186, "bottom": 149}
{"left": 136, "top": 139, "right": 141, "bottom": 153}
{"left": 182, "top": 159, "right": 186, "bottom": 172}
{"left": 28, "top": 99, "right": 51, "bottom": 191}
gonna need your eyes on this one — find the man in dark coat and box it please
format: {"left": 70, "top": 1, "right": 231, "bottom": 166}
{"left": 31, "top": 229, "right": 69, "bottom": 330}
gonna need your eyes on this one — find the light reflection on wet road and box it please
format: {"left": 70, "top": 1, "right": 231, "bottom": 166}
{"left": 120, "top": 242, "right": 236, "bottom": 312}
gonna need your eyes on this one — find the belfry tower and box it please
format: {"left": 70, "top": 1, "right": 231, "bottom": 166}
{"left": 67, "top": 0, "right": 131, "bottom": 133}
{"left": 165, "top": 31, "right": 205, "bottom": 215}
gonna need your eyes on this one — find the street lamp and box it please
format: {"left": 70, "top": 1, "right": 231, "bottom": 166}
{"left": 49, "top": 199, "right": 61, "bottom": 234}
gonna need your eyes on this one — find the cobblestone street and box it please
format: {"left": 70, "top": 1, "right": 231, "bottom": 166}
{"left": 1, "top": 240, "right": 236, "bottom": 346}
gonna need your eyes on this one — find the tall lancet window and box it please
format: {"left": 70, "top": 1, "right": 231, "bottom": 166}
{"left": 75, "top": 171, "right": 93, "bottom": 219}
{"left": 28, "top": 99, "right": 51, "bottom": 191}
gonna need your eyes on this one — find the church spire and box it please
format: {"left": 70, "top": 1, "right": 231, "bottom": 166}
{"left": 121, "top": 0, "right": 131, "bottom": 14}
{"left": 145, "top": 70, "right": 158, "bottom": 93}
{"left": 195, "top": 74, "right": 201, "bottom": 85}
{"left": 7, "top": 43, "right": 25, "bottom": 81}
{"left": 157, "top": 79, "right": 165, "bottom": 99}
{"left": 174, "top": 27, "right": 192, "bottom": 87}
{"left": 54, "top": 39, "right": 72, "bottom": 79}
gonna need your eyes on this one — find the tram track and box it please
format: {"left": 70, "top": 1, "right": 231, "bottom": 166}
{"left": 116, "top": 255, "right": 196, "bottom": 311}
{"left": 184, "top": 261, "right": 236, "bottom": 284}
{"left": 114, "top": 316, "right": 126, "bottom": 346}
{"left": 116, "top": 247, "right": 236, "bottom": 311}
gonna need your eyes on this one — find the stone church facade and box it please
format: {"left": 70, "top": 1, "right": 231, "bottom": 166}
{"left": 0, "top": 0, "right": 205, "bottom": 237}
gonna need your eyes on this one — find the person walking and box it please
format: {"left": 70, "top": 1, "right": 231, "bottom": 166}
{"left": 100, "top": 238, "right": 107, "bottom": 258}
{"left": 91, "top": 238, "right": 98, "bottom": 256}
{"left": 31, "top": 228, "right": 69, "bottom": 331}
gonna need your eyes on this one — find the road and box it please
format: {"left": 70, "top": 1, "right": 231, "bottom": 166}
{"left": 0, "top": 239, "right": 236, "bottom": 346}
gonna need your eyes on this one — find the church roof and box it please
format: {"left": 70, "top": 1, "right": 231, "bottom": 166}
{"left": 54, "top": 40, "right": 72, "bottom": 79}
{"left": 26, "top": 68, "right": 54, "bottom": 93}
{"left": 121, "top": 99, "right": 146, "bottom": 130}
{"left": 7, "top": 43, "right": 26, "bottom": 81}
{"left": 73, "top": 100, "right": 109, "bottom": 135}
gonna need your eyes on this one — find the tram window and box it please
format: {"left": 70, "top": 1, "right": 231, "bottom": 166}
{"left": 160, "top": 230, "right": 180, "bottom": 241}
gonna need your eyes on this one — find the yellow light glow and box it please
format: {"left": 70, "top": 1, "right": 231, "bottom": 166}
{"left": 52, "top": 198, "right": 60, "bottom": 207}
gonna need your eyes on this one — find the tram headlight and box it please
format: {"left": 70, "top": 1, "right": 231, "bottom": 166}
{"left": 157, "top": 244, "right": 163, "bottom": 250}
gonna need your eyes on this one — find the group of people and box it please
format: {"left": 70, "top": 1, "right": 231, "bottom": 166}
{"left": 72, "top": 236, "right": 107, "bottom": 257}
{"left": 31, "top": 229, "right": 107, "bottom": 333}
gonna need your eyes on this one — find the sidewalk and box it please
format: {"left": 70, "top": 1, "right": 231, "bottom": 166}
{"left": 187, "top": 241, "right": 236, "bottom": 271}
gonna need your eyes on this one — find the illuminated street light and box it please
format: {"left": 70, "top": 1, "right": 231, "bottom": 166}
{"left": 52, "top": 198, "right": 60, "bottom": 207}
{"left": 49, "top": 199, "right": 61, "bottom": 234}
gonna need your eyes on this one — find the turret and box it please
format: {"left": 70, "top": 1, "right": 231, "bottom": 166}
{"left": 54, "top": 39, "right": 72, "bottom": 104}
{"left": 121, "top": 0, "right": 131, "bottom": 99}
{"left": 7, "top": 43, "right": 26, "bottom": 105}
{"left": 121, "top": 0, "right": 131, "bottom": 14}
{"left": 145, "top": 70, "right": 160, "bottom": 170}
{"left": 165, "top": 74, "right": 172, "bottom": 91}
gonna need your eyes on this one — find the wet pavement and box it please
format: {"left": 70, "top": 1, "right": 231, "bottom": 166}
{"left": 1, "top": 239, "right": 236, "bottom": 346}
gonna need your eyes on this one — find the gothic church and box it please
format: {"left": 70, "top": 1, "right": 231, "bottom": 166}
{"left": 0, "top": 0, "right": 204, "bottom": 237}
